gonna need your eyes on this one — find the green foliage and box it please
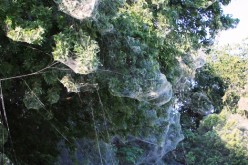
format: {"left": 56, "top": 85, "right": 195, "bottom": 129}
{"left": 1, "top": 1, "right": 53, "bottom": 45}
{"left": 168, "top": 0, "right": 239, "bottom": 47}
{"left": 194, "top": 64, "right": 227, "bottom": 112}
{"left": 210, "top": 54, "right": 247, "bottom": 90}
{"left": 209, "top": 47, "right": 248, "bottom": 112}
{"left": 185, "top": 151, "right": 196, "bottom": 165}
{"left": 47, "top": 87, "right": 60, "bottom": 104}
{"left": 53, "top": 28, "right": 100, "bottom": 74}
{"left": 5, "top": 17, "right": 45, "bottom": 45}
{"left": 23, "top": 91, "right": 43, "bottom": 110}
{"left": 183, "top": 110, "right": 248, "bottom": 165}
{"left": 0, "top": 0, "right": 240, "bottom": 164}
{"left": 174, "top": 43, "right": 248, "bottom": 165}
{"left": 118, "top": 146, "right": 144, "bottom": 164}
{"left": 60, "top": 75, "right": 81, "bottom": 93}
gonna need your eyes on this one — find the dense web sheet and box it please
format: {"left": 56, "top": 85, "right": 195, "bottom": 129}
{"left": 127, "top": 105, "right": 184, "bottom": 164}
{"left": 109, "top": 73, "right": 173, "bottom": 107}
{"left": 55, "top": 104, "right": 184, "bottom": 165}
{"left": 54, "top": 0, "right": 98, "bottom": 20}
{"left": 2, "top": 0, "right": 184, "bottom": 164}
{"left": 107, "top": 36, "right": 173, "bottom": 106}
{"left": 52, "top": 1, "right": 183, "bottom": 162}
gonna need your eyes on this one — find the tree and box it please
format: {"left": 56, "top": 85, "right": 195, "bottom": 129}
{"left": 169, "top": 41, "right": 248, "bottom": 165}
{"left": 167, "top": 0, "right": 239, "bottom": 47}
{"left": 209, "top": 44, "right": 248, "bottom": 112}
{"left": 0, "top": 0, "right": 239, "bottom": 164}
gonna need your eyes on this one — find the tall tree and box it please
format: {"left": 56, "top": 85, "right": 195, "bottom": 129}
{"left": 0, "top": 0, "right": 239, "bottom": 164}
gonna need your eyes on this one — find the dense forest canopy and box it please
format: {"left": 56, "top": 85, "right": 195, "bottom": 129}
{"left": 0, "top": 0, "right": 247, "bottom": 164}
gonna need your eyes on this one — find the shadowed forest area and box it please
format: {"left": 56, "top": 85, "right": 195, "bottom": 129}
{"left": 0, "top": 0, "right": 247, "bottom": 164}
